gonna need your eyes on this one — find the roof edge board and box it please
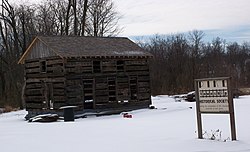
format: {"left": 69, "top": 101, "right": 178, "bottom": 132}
{"left": 17, "top": 36, "right": 64, "bottom": 64}
{"left": 18, "top": 37, "right": 38, "bottom": 64}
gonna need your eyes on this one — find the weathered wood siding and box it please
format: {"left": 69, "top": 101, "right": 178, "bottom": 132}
{"left": 26, "top": 40, "right": 57, "bottom": 60}
{"left": 64, "top": 58, "right": 151, "bottom": 110}
{"left": 24, "top": 57, "right": 66, "bottom": 110}
{"left": 24, "top": 56, "right": 151, "bottom": 111}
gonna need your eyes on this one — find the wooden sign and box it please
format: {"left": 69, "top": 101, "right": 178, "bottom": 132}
{"left": 197, "top": 79, "right": 229, "bottom": 113}
{"left": 195, "top": 77, "right": 237, "bottom": 140}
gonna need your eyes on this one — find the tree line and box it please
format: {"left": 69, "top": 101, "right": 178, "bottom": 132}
{"left": 141, "top": 31, "right": 250, "bottom": 95}
{"left": 1, "top": 0, "right": 250, "bottom": 108}
{"left": 0, "top": 0, "right": 120, "bottom": 108}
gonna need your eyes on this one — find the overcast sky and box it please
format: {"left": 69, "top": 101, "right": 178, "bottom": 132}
{"left": 115, "top": 0, "right": 250, "bottom": 42}
{"left": 18, "top": 0, "right": 250, "bottom": 42}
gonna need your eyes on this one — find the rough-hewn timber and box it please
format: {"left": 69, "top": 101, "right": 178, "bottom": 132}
{"left": 20, "top": 36, "right": 153, "bottom": 119}
{"left": 24, "top": 57, "right": 151, "bottom": 114}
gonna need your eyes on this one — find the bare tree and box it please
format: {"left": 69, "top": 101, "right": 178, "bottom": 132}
{"left": 86, "top": 0, "right": 121, "bottom": 36}
{"left": 188, "top": 30, "right": 205, "bottom": 87}
{"left": 65, "top": 0, "right": 74, "bottom": 35}
{"left": 0, "top": 0, "right": 24, "bottom": 108}
{"left": 81, "top": 0, "right": 88, "bottom": 36}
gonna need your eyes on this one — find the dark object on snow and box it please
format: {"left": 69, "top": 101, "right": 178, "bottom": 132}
{"left": 60, "top": 106, "right": 76, "bottom": 122}
{"left": 185, "top": 91, "right": 196, "bottom": 102}
{"left": 149, "top": 105, "right": 156, "bottom": 109}
{"left": 28, "top": 114, "right": 59, "bottom": 122}
{"left": 123, "top": 113, "right": 132, "bottom": 118}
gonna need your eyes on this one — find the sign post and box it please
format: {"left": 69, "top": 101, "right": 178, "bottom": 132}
{"left": 195, "top": 77, "right": 237, "bottom": 140}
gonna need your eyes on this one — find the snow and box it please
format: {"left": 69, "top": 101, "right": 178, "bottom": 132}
{"left": 1, "top": 95, "right": 250, "bottom": 152}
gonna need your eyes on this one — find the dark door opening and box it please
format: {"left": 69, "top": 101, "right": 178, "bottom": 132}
{"left": 130, "top": 76, "right": 138, "bottom": 100}
{"left": 83, "top": 79, "right": 94, "bottom": 109}
{"left": 43, "top": 82, "right": 54, "bottom": 109}
{"left": 108, "top": 77, "right": 116, "bottom": 102}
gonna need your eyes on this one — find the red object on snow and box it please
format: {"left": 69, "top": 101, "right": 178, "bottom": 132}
{"left": 123, "top": 113, "right": 132, "bottom": 118}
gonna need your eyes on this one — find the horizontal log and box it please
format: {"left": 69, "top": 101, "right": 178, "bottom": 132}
{"left": 25, "top": 96, "right": 45, "bottom": 102}
{"left": 26, "top": 68, "right": 41, "bottom": 74}
{"left": 47, "top": 66, "right": 64, "bottom": 72}
{"left": 95, "top": 103, "right": 109, "bottom": 109}
{"left": 53, "top": 102, "right": 71, "bottom": 109}
{"left": 95, "top": 96, "right": 109, "bottom": 103}
{"left": 53, "top": 96, "right": 66, "bottom": 101}
{"left": 25, "top": 62, "right": 40, "bottom": 68}
{"left": 102, "top": 67, "right": 117, "bottom": 72}
{"left": 138, "top": 88, "right": 150, "bottom": 93}
{"left": 126, "top": 71, "right": 149, "bottom": 76}
{"left": 96, "top": 83, "right": 108, "bottom": 89}
{"left": 102, "top": 60, "right": 116, "bottom": 66}
{"left": 95, "top": 90, "right": 108, "bottom": 96}
{"left": 47, "top": 59, "right": 63, "bottom": 65}
{"left": 25, "top": 89, "right": 43, "bottom": 95}
{"left": 138, "top": 99, "right": 151, "bottom": 103}
{"left": 52, "top": 83, "right": 65, "bottom": 89}
{"left": 67, "top": 91, "right": 82, "bottom": 98}
{"left": 26, "top": 73, "right": 65, "bottom": 78}
{"left": 95, "top": 77, "right": 108, "bottom": 83}
{"left": 137, "top": 76, "right": 150, "bottom": 82}
{"left": 26, "top": 79, "right": 41, "bottom": 83}
{"left": 53, "top": 89, "right": 65, "bottom": 96}
{"left": 66, "top": 58, "right": 92, "bottom": 62}
{"left": 66, "top": 66, "right": 92, "bottom": 73}
{"left": 25, "top": 58, "right": 40, "bottom": 63}
{"left": 67, "top": 98, "right": 82, "bottom": 104}
{"left": 26, "top": 103, "right": 44, "bottom": 109}
{"left": 125, "top": 60, "right": 147, "bottom": 66}
{"left": 138, "top": 82, "right": 150, "bottom": 87}
{"left": 26, "top": 78, "right": 65, "bottom": 83}
{"left": 26, "top": 83, "right": 42, "bottom": 89}
{"left": 52, "top": 99, "right": 66, "bottom": 103}
{"left": 126, "top": 65, "right": 149, "bottom": 71}
{"left": 95, "top": 102, "right": 119, "bottom": 109}
{"left": 117, "top": 77, "right": 129, "bottom": 83}
{"left": 138, "top": 93, "right": 151, "bottom": 100}
{"left": 66, "top": 79, "right": 82, "bottom": 86}
{"left": 65, "top": 73, "right": 116, "bottom": 78}
{"left": 65, "top": 61, "right": 92, "bottom": 67}
{"left": 117, "top": 96, "right": 130, "bottom": 101}
{"left": 117, "top": 83, "right": 129, "bottom": 89}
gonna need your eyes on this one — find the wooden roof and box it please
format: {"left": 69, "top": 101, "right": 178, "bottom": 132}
{"left": 18, "top": 36, "right": 153, "bottom": 64}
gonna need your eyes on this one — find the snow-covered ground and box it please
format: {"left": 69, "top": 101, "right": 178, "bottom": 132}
{"left": 1, "top": 95, "right": 250, "bottom": 152}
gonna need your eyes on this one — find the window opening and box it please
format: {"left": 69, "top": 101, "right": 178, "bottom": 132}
{"left": 93, "top": 61, "right": 101, "bottom": 73}
{"left": 40, "top": 60, "right": 46, "bottom": 73}
{"left": 117, "top": 60, "right": 124, "bottom": 72}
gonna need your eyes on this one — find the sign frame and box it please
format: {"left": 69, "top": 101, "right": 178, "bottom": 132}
{"left": 195, "top": 77, "right": 237, "bottom": 140}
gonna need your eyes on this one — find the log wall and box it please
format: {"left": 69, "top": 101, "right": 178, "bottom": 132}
{"left": 24, "top": 57, "right": 151, "bottom": 112}
{"left": 65, "top": 58, "right": 151, "bottom": 110}
{"left": 24, "top": 57, "right": 66, "bottom": 110}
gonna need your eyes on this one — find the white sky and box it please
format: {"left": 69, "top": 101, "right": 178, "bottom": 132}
{"left": 14, "top": 0, "right": 250, "bottom": 41}
{"left": 115, "top": 0, "right": 250, "bottom": 37}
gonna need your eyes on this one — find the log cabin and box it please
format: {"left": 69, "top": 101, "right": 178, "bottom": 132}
{"left": 18, "top": 36, "right": 153, "bottom": 119}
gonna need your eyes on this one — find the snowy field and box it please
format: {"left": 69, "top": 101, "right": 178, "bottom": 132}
{"left": 1, "top": 95, "right": 250, "bottom": 152}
